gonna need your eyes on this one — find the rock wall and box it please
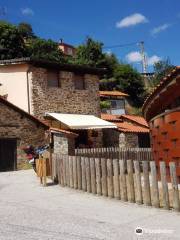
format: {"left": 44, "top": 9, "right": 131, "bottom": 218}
{"left": 103, "top": 129, "right": 139, "bottom": 148}
{"left": 30, "top": 67, "right": 100, "bottom": 119}
{"left": 0, "top": 102, "right": 47, "bottom": 169}
{"left": 53, "top": 132, "right": 75, "bottom": 155}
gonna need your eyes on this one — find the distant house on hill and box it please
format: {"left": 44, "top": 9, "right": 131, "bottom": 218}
{"left": 100, "top": 90, "right": 128, "bottom": 115}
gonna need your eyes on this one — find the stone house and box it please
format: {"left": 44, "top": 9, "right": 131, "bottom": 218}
{"left": 0, "top": 96, "right": 48, "bottom": 171}
{"left": 0, "top": 58, "right": 116, "bottom": 152}
{"left": 101, "top": 114, "right": 150, "bottom": 148}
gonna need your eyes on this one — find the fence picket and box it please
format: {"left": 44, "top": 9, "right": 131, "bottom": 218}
{"left": 81, "top": 157, "right": 87, "bottom": 191}
{"left": 160, "top": 161, "right": 170, "bottom": 210}
{"left": 95, "top": 158, "right": 102, "bottom": 195}
{"left": 69, "top": 156, "right": 74, "bottom": 188}
{"left": 119, "top": 160, "right": 127, "bottom": 201}
{"left": 85, "top": 157, "right": 91, "bottom": 193}
{"left": 142, "top": 161, "right": 151, "bottom": 206}
{"left": 127, "top": 159, "right": 135, "bottom": 203}
{"left": 113, "top": 159, "right": 120, "bottom": 199}
{"left": 90, "top": 158, "right": 96, "bottom": 194}
{"left": 101, "top": 158, "right": 108, "bottom": 197}
{"left": 150, "top": 161, "right": 160, "bottom": 208}
{"left": 169, "top": 162, "right": 180, "bottom": 211}
{"left": 134, "top": 160, "right": 142, "bottom": 204}
{"left": 72, "top": 156, "right": 77, "bottom": 189}
{"left": 77, "top": 156, "right": 82, "bottom": 190}
{"left": 107, "top": 159, "right": 114, "bottom": 198}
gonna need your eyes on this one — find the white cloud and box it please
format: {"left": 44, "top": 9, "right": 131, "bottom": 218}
{"left": 126, "top": 51, "right": 161, "bottom": 66}
{"left": 21, "top": 8, "right": 34, "bottom": 16}
{"left": 147, "top": 55, "right": 161, "bottom": 65}
{"left": 151, "top": 24, "right": 170, "bottom": 36}
{"left": 116, "top": 13, "right": 148, "bottom": 28}
{"left": 126, "top": 51, "right": 142, "bottom": 62}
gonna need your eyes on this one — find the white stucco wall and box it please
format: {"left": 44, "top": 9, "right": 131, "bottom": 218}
{"left": 0, "top": 64, "right": 29, "bottom": 112}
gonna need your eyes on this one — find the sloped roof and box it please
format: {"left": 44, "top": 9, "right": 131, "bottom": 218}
{"left": 0, "top": 96, "right": 49, "bottom": 129}
{"left": 100, "top": 91, "right": 129, "bottom": 97}
{"left": 116, "top": 122, "right": 149, "bottom": 133}
{"left": 101, "top": 113, "right": 149, "bottom": 133}
{"left": 0, "top": 58, "right": 106, "bottom": 75}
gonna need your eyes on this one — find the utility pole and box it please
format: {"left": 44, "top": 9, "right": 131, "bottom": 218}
{"left": 139, "top": 41, "right": 148, "bottom": 74}
{"left": 139, "top": 41, "right": 149, "bottom": 88}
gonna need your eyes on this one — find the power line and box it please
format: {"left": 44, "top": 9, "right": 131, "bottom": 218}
{"left": 103, "top": 42, "right": 139, "bottom": 49}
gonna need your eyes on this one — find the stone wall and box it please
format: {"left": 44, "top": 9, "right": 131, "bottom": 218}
{"left": 0, "top": 102, "right": 47, "bottom": 169}
{"left": 30, "top": 67, "right": 100, "bottom": 119}
{"left": 53, "top": 132, "right": 75, "bottom": 155}
{"left": 103, "top": 129, "right": 139, "bottom": 148}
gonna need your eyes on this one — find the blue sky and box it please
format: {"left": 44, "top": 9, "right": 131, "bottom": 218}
{"left": 0, "top": 0, "right": 180, "bottom": 72}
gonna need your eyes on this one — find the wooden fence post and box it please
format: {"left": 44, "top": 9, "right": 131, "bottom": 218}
{"left": 66, "top": 155, "right": 70, "bottom": 187}
{"left": 85, "top": 157, "right": 91, "bottom": 193}
{"left": 90, "top": 158, "right": 96, "bottom": 194}
{"left": 160, "top": 161, "right": 170, "bottom": 210}
{"left": 113, "top": 159, "right": 120, "bottom": 199}
{"left": 81, "top": 157, "right": 87, "bottom": 191}
{"left": 134, "top": 160, "right": 142, "bottom": 204}
{"left": 95, "top": 158, "right": 102, "bottom": 195}
{"left": 72, "top": 156, "right": 78, "bottom": 189}
{"left": 69, "top": 156, "right": 74, "bottom": 188}
{"left": 62, "top": 155, "right": 66, "bottom": 186}
{"left": 119, "top": 159, "right": 127, "bottom": 201}
{"left": 150, "top": 161, "right": 160, "bottom": 208}
{"left": 127, "top": 159, "right": 135, "bottom": 203}
{"left": 101, "top": 158, "right": 108, "bottom": 197}
{"left": 107, "top": 159, "right": 114, "bottom": 198}
{"left": 169, "top": 162, "right": 180, "bottom": 211}
{"left": 76, "top": 156, "right": 82, "bottom": 190}
{"left": 142, "top": 161, "right": 151, "bottom": 206}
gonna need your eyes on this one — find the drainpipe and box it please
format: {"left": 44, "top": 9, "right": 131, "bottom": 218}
{"left": 26, "top": 67, "right": 31, "bottom": 114}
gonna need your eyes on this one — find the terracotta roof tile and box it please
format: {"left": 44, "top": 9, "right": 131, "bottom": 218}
{"left": 99, "top": 91, "right": 129, "bottom": 97}
{"left": 101, "top": 113, "right": 149, "bottom": 133}
{"left": 115, "top": 122, "right": 149, "bottom": 133}
{"left": 101, "top": 113, "right": 148, "bottom": 127}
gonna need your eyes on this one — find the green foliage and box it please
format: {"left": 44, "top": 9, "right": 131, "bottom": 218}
{"left": 100, "top": 100, "right": 111, "bottom": 109}
{"left": 151, "top": 59, "right": 174, "bottom": 86}
{"left": 0, "top": 21, "right": 27, "bottom": 60}
{"left": 17, "top": 22, "right": 35, "bottom": 39}
{"left": 113, "top": 64, "right": 146, "bottom": 107}
{"left": 74, "top": 37, "right": 119, "bottom": 75}
{"left": 0, "top": 21, "right": 65, "bottom": 62}
{"left": 27, "top": 38, "right": 65, "bottom": 62}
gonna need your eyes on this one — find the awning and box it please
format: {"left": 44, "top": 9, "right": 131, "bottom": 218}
{"left": 46, "top": 113, "right": 117, "bottom": 130}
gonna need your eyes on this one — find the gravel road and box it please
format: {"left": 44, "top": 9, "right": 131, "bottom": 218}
{"left": 0, "top": 169, "right": 179, "bottom": 240}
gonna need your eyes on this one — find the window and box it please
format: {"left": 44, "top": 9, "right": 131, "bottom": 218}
{"left": 74, "top": 74, "right": 85, "bottom": 90}
{"left": 47, "top": 71, "right": 60, "bottom": 87}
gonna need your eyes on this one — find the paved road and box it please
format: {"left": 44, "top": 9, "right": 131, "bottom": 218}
{"left": 0, "top": 170, "right": 179, "bottom": 240}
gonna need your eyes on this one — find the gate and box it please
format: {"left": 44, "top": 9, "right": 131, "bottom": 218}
{"left": 0, "top": 139, "right": 17, "bottom": 171}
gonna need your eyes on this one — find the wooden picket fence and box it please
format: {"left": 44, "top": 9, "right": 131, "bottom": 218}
{"left": 52, "top": 154, "right": 180, "bottom": 212}
{"left": 75, "top": 147, "right": 153, "bottom": 161}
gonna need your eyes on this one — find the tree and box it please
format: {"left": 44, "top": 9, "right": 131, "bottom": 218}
{"left": 27, "top": 38, "right": 65, "bottom": 62}
{"left": 17, "top": 22, "right": 35, "bottom": 39}
{"left": 0, "top": 21, "right": 27, "bottom": 60}
{"left": 74, "top": 37, "right": 119, "bottom": 74}
{"left": 113, "top": 64, "right": 146, "bottom": 107}
{"left": 152, "top": 59, "right": 174, "bottom": 86}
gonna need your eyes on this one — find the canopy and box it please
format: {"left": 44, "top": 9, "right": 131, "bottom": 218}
{"left": 46, "top": 113, "right": 117, "bottom": 130}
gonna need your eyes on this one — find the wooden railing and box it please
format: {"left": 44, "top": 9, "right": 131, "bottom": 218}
{"left": 52, "top": 154, "right": 180, "bottom": 212}
{"left": 75, "top": 147, "right": 153, "bottom": 161}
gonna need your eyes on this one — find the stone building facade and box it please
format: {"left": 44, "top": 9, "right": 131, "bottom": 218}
{"left": 0, "top": 97, "right": 48, "bottom": 170}
{"left": 30, "top": 67, "right": 101, "bottom": 119}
